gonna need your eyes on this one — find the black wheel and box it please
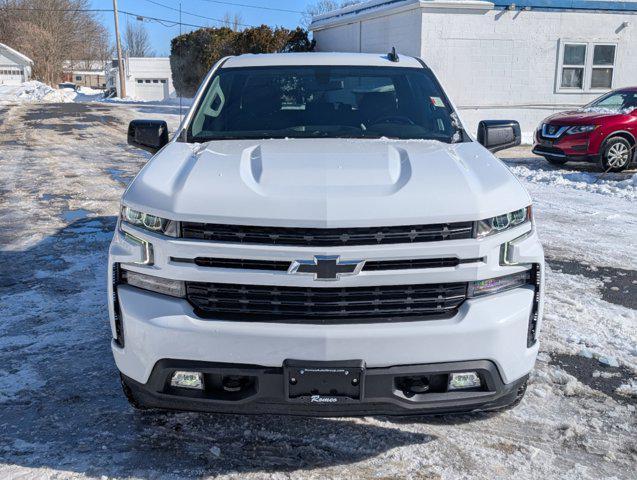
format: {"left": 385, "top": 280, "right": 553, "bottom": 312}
{"left": 601, "top": 137, "right": 633, "bottom": 172}
{"left": 120, "top": 373, "right": 150, "bottom": 410}
{"left": 543, "top": 155, "right": 567, "bottom": 166}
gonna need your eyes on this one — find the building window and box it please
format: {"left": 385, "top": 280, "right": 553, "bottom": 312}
{"left": 558, "top": 41, "right": 616, "bottom": 92}
{"left": 75, "top": 75, "right": 82, "bottom": 81}
{"left": 591, "top": 45, "right": 615, "bottom": 89}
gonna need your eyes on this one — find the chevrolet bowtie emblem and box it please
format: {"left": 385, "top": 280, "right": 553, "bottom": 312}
{"left": 288, "top": 255, "right": 365, "bottom": 281}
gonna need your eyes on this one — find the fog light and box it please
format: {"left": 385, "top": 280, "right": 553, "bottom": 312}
{"left": 171, "top": 371, "right": 204, "bottom": 389}
{"left": 448, "top": 372, "right": 481, "bottom": 390}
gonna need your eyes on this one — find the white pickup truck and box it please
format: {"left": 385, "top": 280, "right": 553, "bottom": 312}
{"left": 108, "top": 52, "right": 544, "bottom": 416}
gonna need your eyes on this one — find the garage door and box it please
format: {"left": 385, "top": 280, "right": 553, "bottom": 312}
{"left": 0, "top": 67, "right": 24, "bottom": 85}
{"left": 135, "top": 78, "right": 169, "bottom": 101}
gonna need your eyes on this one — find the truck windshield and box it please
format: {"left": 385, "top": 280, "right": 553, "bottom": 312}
{"left": 186, "top": 66, "right": 461, "bottom": 142}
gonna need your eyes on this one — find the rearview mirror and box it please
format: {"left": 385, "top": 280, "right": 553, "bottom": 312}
{"left": 477, "top": 120, "right": 521, "bottom": 153}
{"left": 127, "top": 120, "right": 169, "bottom": 154}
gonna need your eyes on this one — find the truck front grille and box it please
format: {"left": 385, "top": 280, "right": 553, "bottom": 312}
{"left": 185, "top": 281, "right": 468, "bottom": 323}
{"left": 180, "top": 222, "right": 474, "bottom": 246}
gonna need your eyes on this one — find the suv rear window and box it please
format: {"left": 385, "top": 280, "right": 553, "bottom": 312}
{"left": 187, "top": 66, "right": 461, "bottom": 142}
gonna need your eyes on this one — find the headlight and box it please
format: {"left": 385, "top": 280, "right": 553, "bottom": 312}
{"left": 566, "top": 125, "right": 597, "bottom": 135}
{"left": 477, "top": 206, "right": 532, "bottom": 238}
{"left": 468, "top": 270, "right": 532, "bottom": 297}
{"left": 120, "top": 205, "right": 179, "bottom": 237}
{"left": 120, "top": 268, "right": 185, "bottom": 297}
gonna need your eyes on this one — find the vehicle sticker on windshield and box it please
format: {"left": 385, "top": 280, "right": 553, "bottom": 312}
{"left": 430, "top": 97, "right": 445, "bottom": 108}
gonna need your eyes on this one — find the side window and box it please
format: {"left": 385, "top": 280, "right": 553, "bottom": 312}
{"left": 191, "top": 76, "right": 226, "bottom": 137}
{"left": 558, "top": 41, "right": 616, "bottom": 92}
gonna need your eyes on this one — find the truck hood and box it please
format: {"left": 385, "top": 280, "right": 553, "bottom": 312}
{"left": 123, "top": 139, "right": 530, "bottom": 227}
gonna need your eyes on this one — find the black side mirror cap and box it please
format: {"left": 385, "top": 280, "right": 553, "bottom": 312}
{"left": 477, "top": 120, "right": 521, "bottom": 153}
{"left": 127, "top": 120, "right": 169, "bottom": 154}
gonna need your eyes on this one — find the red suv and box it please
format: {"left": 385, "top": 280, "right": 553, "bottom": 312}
{"left": 533, "top": 88, "right": 637, "bottom": 172}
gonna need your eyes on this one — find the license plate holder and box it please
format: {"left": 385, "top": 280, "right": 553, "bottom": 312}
{"left": 284, "top": 359, "right": 365, "bottom": 403}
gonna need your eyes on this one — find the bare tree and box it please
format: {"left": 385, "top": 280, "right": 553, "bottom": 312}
{"left": 0, "top": 0, "right": 111, "bottom": 85}
{"left": 222, "top": 11, "right": 242, "bottom": 32}
{"left": 302, "top": 0, "right": 360, "bottom": 27}
{"left": 124, "top": 21, "right": 154, "bottom": 57}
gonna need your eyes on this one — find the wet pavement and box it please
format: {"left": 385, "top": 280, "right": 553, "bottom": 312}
{"left": 547, "top": 258, "right": 637, "bottom": 310}
{"left": 551, "top": 353, "right": 635, "bottom": 404}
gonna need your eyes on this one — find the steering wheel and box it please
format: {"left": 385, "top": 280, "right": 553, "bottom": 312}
{"left": 369, "top": 115, "right": 415, "bottom": 126}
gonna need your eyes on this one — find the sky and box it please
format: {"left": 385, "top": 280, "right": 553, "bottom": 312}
{"left": 89, "top": 0, "right": 321, "bottom": 56}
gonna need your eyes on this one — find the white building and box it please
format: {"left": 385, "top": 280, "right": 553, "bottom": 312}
{"left": 310, "top": 0, "right": 637, "bottom": 135}
{"left": 107, "top": 57, "right": 175, "bottom": 101}
{"left": 62, "top": 60, "right": 107, "bottom": 89}
{"left": 0, "top": 43, "right": 33, "bottom": 85}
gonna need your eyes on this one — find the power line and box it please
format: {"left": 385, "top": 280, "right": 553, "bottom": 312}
{"left": 0, "top": 7, "right": 209, "bottom": 29}
{"left": 196, "top": 0, "right": 303, "bottom": 14}
{"left": 0, "top": 5, "right": 289, "bottom": 30}
{"left": 142, "top": 0, "right": 257, "bottom": 28}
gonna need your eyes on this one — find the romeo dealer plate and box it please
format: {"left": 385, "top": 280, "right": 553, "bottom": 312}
{"left": 284, "top": 359, "right": 365, "bottom": 403}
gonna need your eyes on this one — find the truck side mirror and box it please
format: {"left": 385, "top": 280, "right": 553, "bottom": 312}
{"left": 127, "top": 120, "right": 169, "bottom": 154}
{"left": 477, "top": 120, "right": 521, "bottom": 153}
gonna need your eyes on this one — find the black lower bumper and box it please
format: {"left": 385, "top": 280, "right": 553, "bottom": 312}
{"left": 532, "top": 145, "right": 598, "bottom": 163}
{"left": 121, "top": 359, "right": 528, "bottom": 417}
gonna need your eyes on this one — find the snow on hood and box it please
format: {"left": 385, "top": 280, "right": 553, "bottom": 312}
{"left": 579, "top": 106, "right": 636, "bottom": 115}
{"left": 122, "top": 138, "right": 531, "bottom": 227}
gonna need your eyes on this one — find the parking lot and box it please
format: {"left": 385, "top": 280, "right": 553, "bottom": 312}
{"left": 0, "top": 101, "right": 635, "bottom": 479}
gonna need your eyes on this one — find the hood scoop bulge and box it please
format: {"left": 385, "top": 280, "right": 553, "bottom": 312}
{"left": 239, "top": 143, "right": 412, "bottom": 197}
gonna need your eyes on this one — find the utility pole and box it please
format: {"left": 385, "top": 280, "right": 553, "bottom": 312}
{"left": 112, "top": 0, "right": 126, "bottom": 98}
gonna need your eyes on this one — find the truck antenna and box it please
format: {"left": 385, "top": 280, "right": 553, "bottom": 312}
{"left": 388, "top": 47, "right": 399, "bottom": 62}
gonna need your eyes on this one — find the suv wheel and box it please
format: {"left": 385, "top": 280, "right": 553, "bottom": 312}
{"left": 601, "top": 137, "right": 633, "bottom": 172}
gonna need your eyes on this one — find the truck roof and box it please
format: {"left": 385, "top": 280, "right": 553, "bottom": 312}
{"left": 221, "top": 52, "right": 424, "bottom": 69}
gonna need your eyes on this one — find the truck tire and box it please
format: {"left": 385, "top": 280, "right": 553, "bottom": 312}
{"left": 489, "top": 379, "right": 528, "bottom": 413}
{"left": 601, "top": 137, "right": 633, "bottom": 172}
{"left": 120, "top": 374, "right": 150, "bottom": 410}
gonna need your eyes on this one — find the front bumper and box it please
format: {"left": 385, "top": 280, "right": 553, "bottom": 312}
{"left": 532, "top": 130, "right": 599, "bottom": 162}
{"left": 108, "top": 221, "right": 544, "bottom": 415}
{"left": 121, "top": 359, "right": 529, "bottom": 416}
{"left": 112, "top": 283, "right": 539, "bottom": 386}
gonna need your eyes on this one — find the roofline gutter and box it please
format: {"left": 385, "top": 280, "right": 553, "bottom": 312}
{"left": 310, "top": 1, "right": 494, "bottom": 31}
{"left": 310, "top": 0, "right": 637, "bottom": 31}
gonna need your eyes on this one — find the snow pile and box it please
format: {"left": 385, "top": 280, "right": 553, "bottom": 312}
{"left": 508, "top": 164, "right": 637, "bottom": 200}
{"left": 0, "top": 81, "right": 78, "bottom": 104}
{"left": 100, "top": 94, "right": 194, "bottom": 106}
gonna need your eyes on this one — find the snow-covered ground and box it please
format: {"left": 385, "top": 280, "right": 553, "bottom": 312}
{"left": 0, "top": 101, "right": 635, "bottom": 479}
{"left": 0, "top": 80, "right": 193, "bottom": 108}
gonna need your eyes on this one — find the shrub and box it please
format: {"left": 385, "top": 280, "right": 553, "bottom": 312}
{"left": 170, "top": 26, "right": 315, "bottom": 97}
